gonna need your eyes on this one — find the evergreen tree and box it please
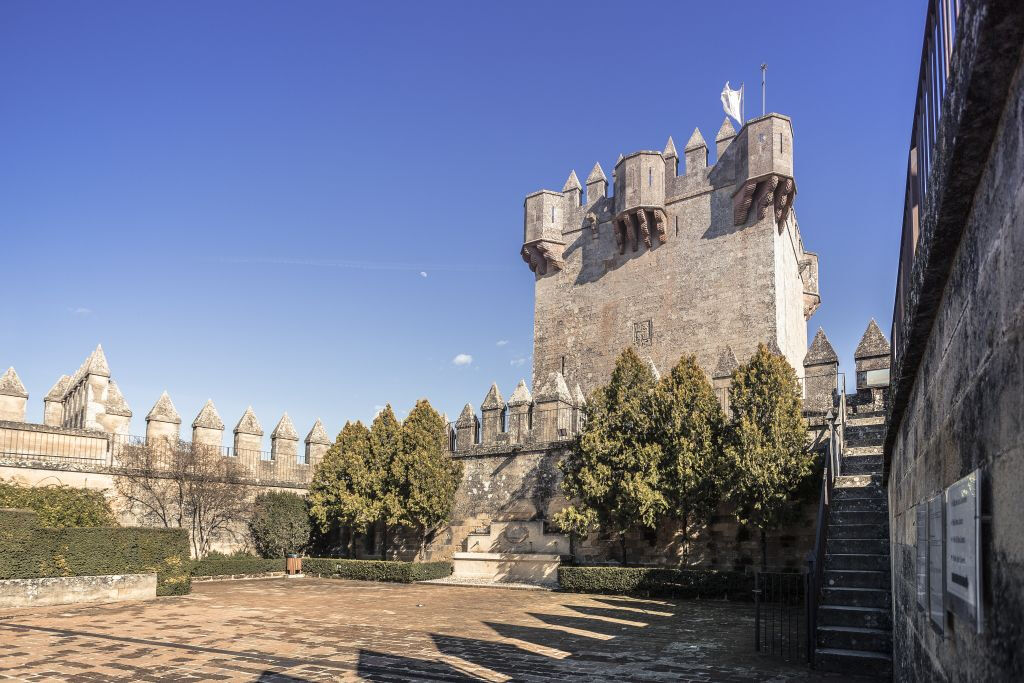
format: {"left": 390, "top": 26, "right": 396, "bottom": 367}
{"left": 653, "top": 354, "right": 726, "bottom": 564}
{"left": 724, "top": 343, "right": 811, "bottom": 570}
{"left": 391, "top": 399, "right": 462, "bottom": 554}
{"left": 247, "top": 491, "right": 311, "bottom": 558}
{"left": 368, "top": 404, "right": 403, "bottom": 558}
{"left": 308, "top": 420, "right": 377, "bottom": 556}
{"left": 554, "top": 347, "right": 664, "bottom": 564}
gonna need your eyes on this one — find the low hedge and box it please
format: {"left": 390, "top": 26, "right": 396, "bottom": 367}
{"left": 0, "top": 508, "right": 191, "bottom": 596}
{"left": 190, "top": 555, "right": 285, "bottom": 577}
{"left": 303, "top": 558, "right": 452, "bottom": 583}
{"left": 0, "top": 481, "right": 115, "bottom": 528}
{"left": 557, "top": 566, "right": 753, "bottom": 600}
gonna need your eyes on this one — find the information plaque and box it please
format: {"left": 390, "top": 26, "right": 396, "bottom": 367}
{"left": 928, "top": 493, "right": 944, "bottom": 632}
{"left": 946, "top": 470, "right": 983, "bottom": 633}
{"left": 916, "top": 503, "right": 928, "bottom": 609}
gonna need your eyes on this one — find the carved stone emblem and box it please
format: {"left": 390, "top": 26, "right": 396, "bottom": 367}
{"left": 502, "top": 523, "right": 530, "bottom": 546}
{"left": 634, "top": 320, "right": 653, "bottom": 347}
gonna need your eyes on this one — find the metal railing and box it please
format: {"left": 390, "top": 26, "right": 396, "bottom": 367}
{"left": 893, "top": 0, "right": 961, "bottom": 355}
{"left": 447, "top": 403, "right": 582, "bottom": 452}
{"left": 754, "top": 571, "right": 809, "bottom": 663}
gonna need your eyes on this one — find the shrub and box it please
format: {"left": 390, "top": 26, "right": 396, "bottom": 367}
{"left": 247, "top": 491, "right": 312, "bottom": 558}
{"left": 0, "top": 508, "right": 191, "bottom": 596}
{"left": 190, "top": 554, "right": 286, "bottom": 577}
{"left": 302, "top": 558, "right": 452, "bottom": 583}
{"left": 557, "top": 566, "right": 753, "bottom": 600}
{"left": 0, "top": 480, "right": 115, "bottom": 528}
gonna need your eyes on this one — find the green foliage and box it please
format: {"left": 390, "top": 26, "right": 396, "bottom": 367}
{"left": 302, "top": 557, "right": 452, "bottom": 583}
{"left": 247, "top": 491, "right": 311, "bottom": 558}
{"left": 369, "top": 405, "right": 403, "bottom": 556}
{"left": 308, "top": 421, "right": 378, "bottom": 537}
{"left": 0, "top": 508, "right": 191, "bottom": 596}
{"left": 555, "top": 348, "right": 664, "bottom": 557}
{"left": 190, "top": 554, "right": 285, "bottom": 577}
{"left": 390, "top": 400, "right": 462, "bottom": 541}
{"left": 0, "top": 479, "right": 116, "bottom": 528}
{"left": 652, "top": 354, "right": 726, "bottom": 560}
{"left": 724, "top": 344, "right": 811, "bottom": 565}
{"left": 557, "top": 565, "right": 753, "bottom": 600}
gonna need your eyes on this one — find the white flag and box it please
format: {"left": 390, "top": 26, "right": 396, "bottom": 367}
{"left": 721, "top": 81, "right": 743, "bottom": 125}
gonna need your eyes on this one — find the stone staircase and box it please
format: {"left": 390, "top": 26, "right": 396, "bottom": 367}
{"left": 814, "top": 412, "right": 893, "bottom": 679}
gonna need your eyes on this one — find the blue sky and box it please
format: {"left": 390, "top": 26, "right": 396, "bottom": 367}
{"left": 1, "top": 1, "right": 925, "bottom": 442}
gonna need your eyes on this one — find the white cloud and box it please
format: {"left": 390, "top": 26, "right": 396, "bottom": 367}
{"left": 452, "top": 353, "right": 473, "bottom": 366}
{"left": 510, "top": 357, "right": 527, "bottom": 367}
{"left": 69, "top": 307, "right": 93, "bottom": 316}
{"left": 420, "top": 271, "right": 428, "bottom": 278}
{"left": 496, "top": 340, "right": 508, "bottom": 346}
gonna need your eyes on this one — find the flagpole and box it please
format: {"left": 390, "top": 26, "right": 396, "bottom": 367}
{"left": 741, "top": 83, "right": 744, "bottom": 123}
{"left": 761, "top": 64, "right": 767, "bottom": 116}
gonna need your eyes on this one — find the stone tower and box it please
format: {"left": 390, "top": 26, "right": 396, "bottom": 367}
{"left": 522, "top": 114, "right": 820, "bottom": 394}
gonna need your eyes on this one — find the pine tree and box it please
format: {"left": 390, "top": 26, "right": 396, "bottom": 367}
{"left": 368, "top": 404, "right": 402, "bottom": 559}
{"left": 724, "top": 343, "right": 811, "bottom": 570}
{"left": 653, "top": 354, "right": 726, "bottom": 564}
{"left": 390, "top": 399, "right": 462, "bottom": 555}
{"left": 554, "top": 347, "right": 665, "bottom": 564}
{"left": 308, "top": 420, "right": 377, "bottom": 556}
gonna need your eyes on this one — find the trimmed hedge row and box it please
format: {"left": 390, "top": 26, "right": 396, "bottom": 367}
{"left": 557, "top": 566, "right": 753, "bottom": 600}
{"left": 0, "top": 508, "right": 191, "bottom": 596}
{"left": 303, "top": 558, "right": 452, "bottom": 583}
{"left": 190, "top": 556, "right": 285, "bottom": 576}
{"left": 0, "top": 481, "right": 115, "bottom": 528}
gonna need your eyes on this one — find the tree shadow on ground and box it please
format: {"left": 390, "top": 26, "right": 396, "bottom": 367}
{"left": 356, "top": 648, "right": 479, "bottom": 682}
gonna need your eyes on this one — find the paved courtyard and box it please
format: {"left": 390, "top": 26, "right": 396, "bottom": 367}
{"left": 0, "top": 578, "right": 853, "bottom": 682}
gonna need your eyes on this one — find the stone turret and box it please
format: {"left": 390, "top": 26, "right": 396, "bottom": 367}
{"left": 271, "top": 413, "right": 298, "bottom": 462}
{"left": 713, "top": 346, "right": 738, "bottom": 414}
{"left": 534, "top": 371, "right": 572, "bottom": 442}
{"left": 233, "top": 407, "right": 263, "bottom": 456}
{"left": 191, "top": 399, "right": 225, "bottom": 447}
{"left": 304, "top": 418, "right": 331, "bottom": 467}
{"left": 0, "top": 367, "right": 28, "bottom": 422}
{"left": 803, "top": 328, "right": 839, "bottom": 414}
{"left": 61, "top": 345, "right": 112, "bottom": 431}
{"left": 480, "top": 383, "right": 505, "bottom": 444}
{"left": 663, "top": 136, "right": 678, "bottom": 177}
{"left": 715, "top": 117, "right": 737, "bottom": 159}
{"left": 100, "top": 380, "right": 132, "bottom": 435}
{"left": 455, "top": 403, "right": 479, "bottom": 452}
{"left": 43, "top": 375, "right": 70, "bottom": 426}
{"left": 145, "top": 391, "right": 181, "bottom": 442}
{"left": 586, "top": 162, "right": 607, "bottom": 204}
{"left": 854, "top": 319, "right": 891, "bottom": 412}
{"left": 562, "top": 170, "right": 582, "bottom": 207}
{"left": 684, "top": 127, "right": 708, "bottom": 174}
{"left": 506, "top": 379, "right": 532, "bottom": 442}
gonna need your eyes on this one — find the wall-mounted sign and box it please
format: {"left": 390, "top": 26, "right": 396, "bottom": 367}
{"left": 946, "top": 469, "right": 983, "bottom": 634}
{"left": 916, "top": 503, "right": 928, "bottom": 609}
{"left": 928, "top": 493, "right": 945, "bottom": 632}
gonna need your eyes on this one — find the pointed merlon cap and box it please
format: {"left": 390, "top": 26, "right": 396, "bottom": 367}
{"left": 713, "top": 346, "right": 739, "bottom": 379}
{"left": 685, "top": 127, "right": 707, "bottom": 151}
{"left": 192, "top": 399, "right": 224, "bottom": 430}
{"left": 507, "top": 379, "right": 533, "bottom": 406}
{"left": 234, "top": 406, "right": 263, "bottom": 436}
{"left": 455, "top": 403, "right": 477, "bottom": 426}
{"left": 45, "top": 375, "right": 71, "bottom": 402}
{"left": 764, "top": 338, "right": 784, "bottom": 356}
{"left": 305, "top": 418, "right": 331, "bottom": 445}
{"left": 104, "top": 380, "right": 132, "bottom": 417}
{"left": 146, "top": 391, "right": 181, "bottom": 424}
{"left": 88, "top": 344, "right": 111, "bottom": 377}
{"left": 0, "top": 367, "right": 28, "bottom": 398}
{"left": 662, "top": 136, "right": 678, "bottom": 159}
{"left": 586, "top": 162, "right": 606, "bottom": 184}
{"left": 562, "top": 170, "right": 581, "bottom": 192}
{"left": 804, "top": 328, "right": 839, "bottom": 366}
{"left": 854, "top": 319, "right": 891, "bottom": 359}
{"left": 537, "top": 371, "right": 572, "bottom": 403}
{"left": 646, "top": 358, "right": 661, "bottom": 382}
{"left": 572, "top": 383, "right": 586, "bottom": 407}
{"left": 715, "top": 117, "right": 737, "bottom": 142}
{"left": 481, "top": 383, "right": 504, "bottom": 410}
{"left": 271, "top": 412, "right": 298, "bottom": 441}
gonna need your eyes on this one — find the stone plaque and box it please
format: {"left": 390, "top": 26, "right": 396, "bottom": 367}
{"left": 916, "top": 503, "right": 928, "bottom": 609}
{"left": 928, "top": 493, "right": 945, "bottom": 632}
{"left": 633, "top": 320, "right": 653, "bottom": 347}
{"left": 945, "top": 470, "right": 983, "bottom": 633}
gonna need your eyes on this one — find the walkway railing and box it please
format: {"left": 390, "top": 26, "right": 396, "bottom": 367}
{"left": 754, "top": 571, "right": 808, "bottom": 663}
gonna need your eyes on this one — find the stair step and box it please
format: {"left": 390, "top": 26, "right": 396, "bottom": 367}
{"left": 821, "top": 587, "right": 890, "bottom": 609}
{"left": 828, "top": 523, "right": 888, "bottom": 539}
{"left": 833, "top": 486, "right": 885, "bottom": 502}
{"left": 846, "top": 445, "right": 884, "bottom": 456}
{"left": 815, "top": 647, "right": 892, "bottom": 678}
{"left": 835, "top": 473, "right": 882, "bottom": 488}
{"left": 828, "top": 538, "right": 889, "bottom": 555}
{"left": 830, "top": 510, "right": 887, "bottom": 525}
{"left": 842, "top": 455, "right": 883, "bottom": 475}
{"left": 845, "top": 414, "right": 886, "bottom": 427}
{"left": 824, "top": 569, "right": 890, "bottom": 589}
{"left": 826, "top": 553, "right": 890, "bottom": 571}
{"left": 831, "top": 497, "right": 886, "bottom": 512}
{"left": 817, "top": 604, "right": 892, "bottom": 630}
{"left": 816, "top": 625, "right": 892, "bottom": 653}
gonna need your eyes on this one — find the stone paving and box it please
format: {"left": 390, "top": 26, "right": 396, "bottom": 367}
{"left": 0, "top": 578, "right": 855, "bottom": 682}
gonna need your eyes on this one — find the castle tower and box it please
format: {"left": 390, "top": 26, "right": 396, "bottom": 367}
{"left": 233, "top": 407, "right": 264, "bottom": 458}
{"left": 270, "top": 413, "right": 299, "bottom": 462}
{"left": 0, "top": 367, "right": 28, "bottom": 422}
{"left": 480, "top": 383, "right": 505, "bottom": 444}
{"left": 304, "top": 418, "right": 331, "bottom": 467}
{"left": 803, "top": 328, "right": 839, "bottom": 414}
{"left": 145, "top": 391, "right": 181, "bottom": 443}
{"left": 522, "top": 112, "right": 818, "bottom": 395}
{"left": 191, "top": 399, "right": 225, "bottom": 447}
